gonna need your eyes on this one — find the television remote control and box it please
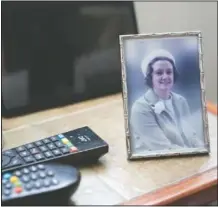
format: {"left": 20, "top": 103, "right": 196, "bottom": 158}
{"left": 2, "top": 163, "right": 81, "bottom": 206}
{"left": 2, "top": 126, "right": 109, "bottom": 172}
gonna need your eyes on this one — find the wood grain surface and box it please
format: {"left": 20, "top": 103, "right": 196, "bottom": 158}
{"left": 122, "top": 167, "right": 217, "bottom": 205}
{"left": 2, "top": 94, "right": 217, "bottom": 205}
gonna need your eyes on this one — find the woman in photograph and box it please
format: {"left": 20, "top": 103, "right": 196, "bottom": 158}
{"left": 130, "top": 49, "right": 204, "bottom": 152}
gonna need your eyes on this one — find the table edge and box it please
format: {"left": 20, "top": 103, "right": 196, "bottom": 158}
{"left": 121, "top": 167, "right": 217, "bottom": 205}
{"left": 122, "top": 102, "right": 217, "bottom": 205}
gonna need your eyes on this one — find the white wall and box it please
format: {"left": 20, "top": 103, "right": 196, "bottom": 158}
{"left": 134, "top": 2, "right": 217, "bottom": 104}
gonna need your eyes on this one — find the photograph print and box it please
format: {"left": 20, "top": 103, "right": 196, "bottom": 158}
{"left": 119, "top": 31, "right": 210, "bottom": 159}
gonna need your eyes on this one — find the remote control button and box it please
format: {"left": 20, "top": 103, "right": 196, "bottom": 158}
{"left": 35, "top": 181, "right": 41, "bottom": 189}
{"left": 3, "top": 189, "right": 11, "bottom": 196}
{"left": 3, "top": 173, "right": 11, "bottom": 180}
{"left": 58, "top": 134, "right": 64, "bottom": 138}
{"left": 50, "top": 136, "right": 58, "bottom": 142}
{"left": 43, "top": 138, "right": 51, "bottom": 144}
{"left": 26, "top": 143, "right": 35, "bottom": 149}
{"left": 34, "top": 153, "right": 45, "bottom": 161}
{"left": 37, "top": 164, "right": 45, "bottom": 170}
{"left": 2, "top": 155, "right": 11, "bottom": 167}
{"left": 61, "top": 138, "right": 70, "bottom": 145}
{"left": 39, "top": 172, "right": 46, "bottom": 179}
{"left": 3, "top": 150, "right": 16, "bottom": 157}
{"left": 47, "top": 170, "right": 54, "bottom": 177}
{"left": 55, "top": 141, "right": 64, "bottom": 148}
{"left": 14, "top": 181, "right": 22, "bottom": 187}
{"left": 52, "top": 149, "right": 62, "bottom": 156}
{"left": 44, "top": 151, "right": 54, "bottom": 158}
{"left": 24, "top": 156, "right": 35, "bottom": 163}
{"left": 51, "top": 178, "right": 59, "bottom": 185}
{"left": 70, "top": 147, "right": 78, "bottom": 153}
{"left": 14, "top": 170, "right": 22, "bottom": 177}
{"left": 47, "top": 143, "right": 56, "bottom": 150}
{"left": 2, "top": 179, "right": 8, "bottom": 185}
{"left": 15, "top": 187, "right": 23, "bottom": 194}
{"left": 25, "top": 183, "right": 33, "bottom": 191}
{"left": 66, "top": 142, "right": 73, "bottom": 147}
{"left": 30, "top": 148, "right": 39, "bottom": 154}
{"left": 20, "top": 150, "right": 30, "bottom": 157}
{"left": 5, "top": 183, "right": 12, "bottom": 189}
{"left": 35, "top": 141, "right": 43, "bottom": 146}
{"left": 22, "top": 168, "right": 30, "bottom": 174}
{"left": 30, "top": 173, "right": 37, "bottom": 180}
{"left": 30, "top": 166, "right": 37, "bottom": 172}
{"left": 8, "top": 157, "right": 23, "bottom": 168}
{"left": 43, "top": 179, "right": 51, "bottom": 187}
{"left": 21, "top": 175, "right": 30, "bottom": 183}
{"left": 10, "top": 176, "right": 19, "bottom": 183}
{"left": 16, "top": 146, "right": 26, "bottom": 152}
{"left": 39, "top": 145, "right": 48, "bottom": 152}
{"left": 60, "top": 147, "right": 70, "bottom": 154}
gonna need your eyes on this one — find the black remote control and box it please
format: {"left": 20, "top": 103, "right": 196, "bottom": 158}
{"left": 2, "top": 126, "right": 109, "bottom": 172}
{"left": 2, "top": 163, "right": 81, "bottom": 206}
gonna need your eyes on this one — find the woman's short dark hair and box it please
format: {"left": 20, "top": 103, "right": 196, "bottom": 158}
{"left": 144, "top": 57, "right": 179, "bottom": 88}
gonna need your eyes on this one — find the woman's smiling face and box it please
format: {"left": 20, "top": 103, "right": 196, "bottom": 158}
{"left": 152, "top": 60, "right": 174, "bottom": 92}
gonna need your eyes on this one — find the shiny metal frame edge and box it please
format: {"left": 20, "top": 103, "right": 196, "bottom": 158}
{"left": 119, "top": 31, "right": 211, "bottom": 160}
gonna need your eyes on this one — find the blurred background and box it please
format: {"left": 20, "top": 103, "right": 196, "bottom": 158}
{"left": 1, "top": 2, "right": 217, "bottom": 117}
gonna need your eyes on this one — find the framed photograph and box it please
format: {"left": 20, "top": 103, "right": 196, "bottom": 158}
{"left": 119, "top": 31, "right": 210, "bottom": 160}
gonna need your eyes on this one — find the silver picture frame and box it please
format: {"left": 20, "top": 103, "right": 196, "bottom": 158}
{"left": 119, "top": 31, "right": 210, "bottom": 160}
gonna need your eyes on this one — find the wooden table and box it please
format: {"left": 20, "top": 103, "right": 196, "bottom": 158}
{"left": 2, "top": 94, "right": 217, "bottom": 205}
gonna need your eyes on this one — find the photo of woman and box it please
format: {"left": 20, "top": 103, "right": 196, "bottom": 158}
{"left": 130, "top": 49, "right": 204, "bottom": 152}
{"left": 119, "top": 31, "right": 210, "bottom": 159}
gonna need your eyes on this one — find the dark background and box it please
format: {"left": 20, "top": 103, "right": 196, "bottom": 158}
{"left": 1, "top": 1, "right": 137, "bottom": 117}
